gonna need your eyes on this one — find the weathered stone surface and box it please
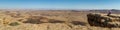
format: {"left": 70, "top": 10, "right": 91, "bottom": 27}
{"left": 87, "top": 13, "right": 120, "bottom": 28}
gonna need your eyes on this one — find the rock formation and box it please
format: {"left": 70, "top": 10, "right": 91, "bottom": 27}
{"left": 87, "top": 13, "right": 120, "bottom": 28}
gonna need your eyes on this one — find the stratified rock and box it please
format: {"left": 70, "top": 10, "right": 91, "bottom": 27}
{"left": 87, "top": 13, "right": 120, "bottom": 28}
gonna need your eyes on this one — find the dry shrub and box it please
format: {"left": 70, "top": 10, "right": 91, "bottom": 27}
{"left": 9, "top": 22, "right": 20, "bottom": 26}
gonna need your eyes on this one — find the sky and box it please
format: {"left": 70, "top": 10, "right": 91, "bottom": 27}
{"left": 0, "top": 0, "right": 120, "bottom": 9}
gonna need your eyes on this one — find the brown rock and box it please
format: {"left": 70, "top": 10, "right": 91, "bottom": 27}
{"left": 87, "top": 13, "right": 120, "bottom": 28}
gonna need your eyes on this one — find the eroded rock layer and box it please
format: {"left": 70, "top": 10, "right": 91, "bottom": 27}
{"left": 87, "top": 13, "right": 120, "bottom": 28}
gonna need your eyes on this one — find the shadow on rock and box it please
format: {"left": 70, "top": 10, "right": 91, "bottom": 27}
{"left": 23, "top": 18, "right": 65, "bottom": 24}
{"left": 48, "top": 19, "right": 65, "bottom": 23}
{"left": 23, "top": 18, "right": 45, "bottom": 24}
{"left": 71, "top": 21, "right": 87, "bottom": 26}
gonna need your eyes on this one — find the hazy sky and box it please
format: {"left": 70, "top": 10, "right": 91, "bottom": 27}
{"left": 0, "top": 0, "right": 120, "bottom": 9}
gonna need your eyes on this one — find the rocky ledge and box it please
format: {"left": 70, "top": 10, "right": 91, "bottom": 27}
{"left": 87, "top": 13, "right": 120, "bottom": 28}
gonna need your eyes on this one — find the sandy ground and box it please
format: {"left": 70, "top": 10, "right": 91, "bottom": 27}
{"left": 0, "top": 10, "right": 119, "bottom": 30}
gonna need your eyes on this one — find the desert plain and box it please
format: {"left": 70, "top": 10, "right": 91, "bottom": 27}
{"left": 0, "top": 9, "right": 119, "bottom": 30}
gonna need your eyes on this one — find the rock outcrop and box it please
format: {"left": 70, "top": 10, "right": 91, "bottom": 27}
{"left": 87, "top": 13, "right": 120, "bottom": 28}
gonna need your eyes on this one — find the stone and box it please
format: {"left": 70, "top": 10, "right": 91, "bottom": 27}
{"left": 87, "top": 13, "right": 120, "bottom": 28}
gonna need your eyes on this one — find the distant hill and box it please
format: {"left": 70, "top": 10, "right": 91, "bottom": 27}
{"left": 89, "top": 9, "right": 120, "bottom": 14}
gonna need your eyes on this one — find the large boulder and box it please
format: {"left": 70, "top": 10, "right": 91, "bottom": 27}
{"left": 87, "top": 13, "right": 120, "bottom": 28}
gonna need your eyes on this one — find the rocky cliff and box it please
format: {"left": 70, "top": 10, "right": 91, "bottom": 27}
{"left": 87, "top": 13, "right": 120, "bottom": 28}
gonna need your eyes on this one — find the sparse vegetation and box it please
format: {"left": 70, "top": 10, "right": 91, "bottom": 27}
{"left": 9, "top": 22, "right": 20, "bottom": 26}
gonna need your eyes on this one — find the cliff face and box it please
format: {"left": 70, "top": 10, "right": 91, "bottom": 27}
{"left": 87, "top": 13, "right": 120, "bottom": 28}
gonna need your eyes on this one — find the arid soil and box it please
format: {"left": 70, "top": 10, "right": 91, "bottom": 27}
{"left": 0, "top": 10, "right": 119, "bottom": 30}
